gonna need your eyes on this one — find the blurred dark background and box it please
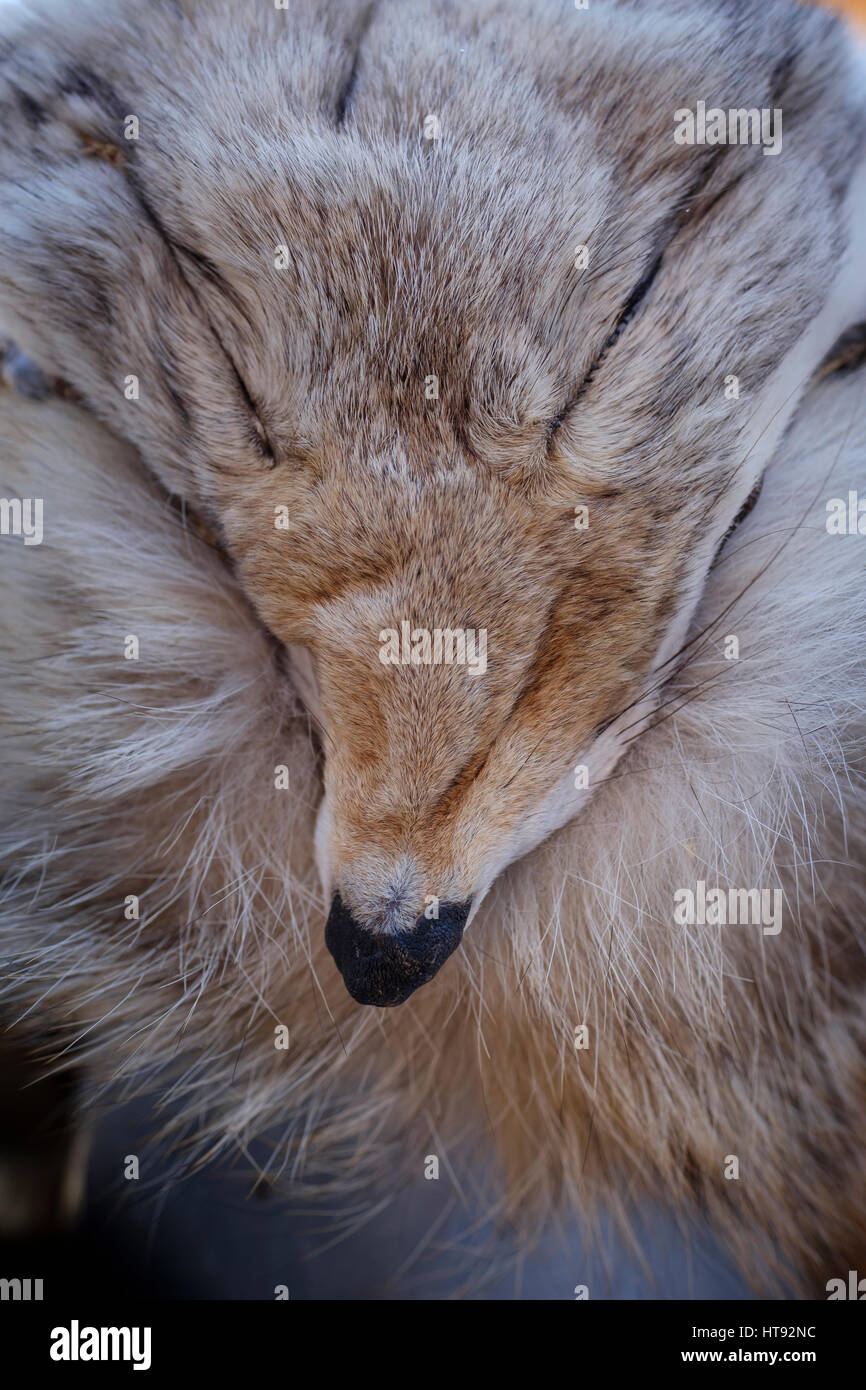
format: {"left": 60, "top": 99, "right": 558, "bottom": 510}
{"left": 0, "top": 1095, "right": 754, "bottom": 1300}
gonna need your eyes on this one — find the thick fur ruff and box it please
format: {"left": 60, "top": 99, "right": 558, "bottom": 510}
{"left": 1, "top": 0, "right": 865, "bottom": 1295}
{"left": 3, "top": 364, "right": 865, "bottom": 1293}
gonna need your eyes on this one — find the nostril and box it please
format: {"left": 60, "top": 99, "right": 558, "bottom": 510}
{"left": 325, "top": 895, "right": 471, "bottom": 1007}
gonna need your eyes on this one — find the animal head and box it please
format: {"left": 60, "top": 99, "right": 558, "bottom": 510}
{"left": 1, "top": 0, "right": 864, "bottom": 1003}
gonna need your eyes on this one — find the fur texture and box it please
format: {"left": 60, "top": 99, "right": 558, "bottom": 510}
{"left": 1, "top": 0, "right": 865, "bottom": 1294}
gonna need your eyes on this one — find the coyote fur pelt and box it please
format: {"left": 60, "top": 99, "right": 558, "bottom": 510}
{"left": 0, "top": 0, "right": 865, "bottom": 1296}
{"left": 2, "top": 358, "right": 865, "bottom": 1293}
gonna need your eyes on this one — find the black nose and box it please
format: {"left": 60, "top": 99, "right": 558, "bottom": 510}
{"left": 325, "top": 895, "right": 471, "bottom": 1007}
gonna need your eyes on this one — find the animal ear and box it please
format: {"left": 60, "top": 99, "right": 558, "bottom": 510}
{"left": 0, "top": 2, "right": 275, "bottom": 506}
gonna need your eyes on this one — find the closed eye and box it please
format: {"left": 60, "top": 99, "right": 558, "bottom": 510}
{"left": 547, "top": 249, "right": 664, "bottom": 445}
{"left": 590, "top": 251, "right": 664, "bottom": 377}
{"left": 230, "top": 359, "right": 277, "bottom": 464}
{"left": 99, "top": 144, "right": 278, "bottom": 467}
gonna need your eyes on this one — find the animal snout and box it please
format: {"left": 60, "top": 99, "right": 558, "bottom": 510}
{"left": 325, "top": 894, "right": 471, "bottom": 1006}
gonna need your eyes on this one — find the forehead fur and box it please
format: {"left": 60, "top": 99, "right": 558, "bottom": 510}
{"left": 0, "top": 0, "right": 862, "bottom": 505}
